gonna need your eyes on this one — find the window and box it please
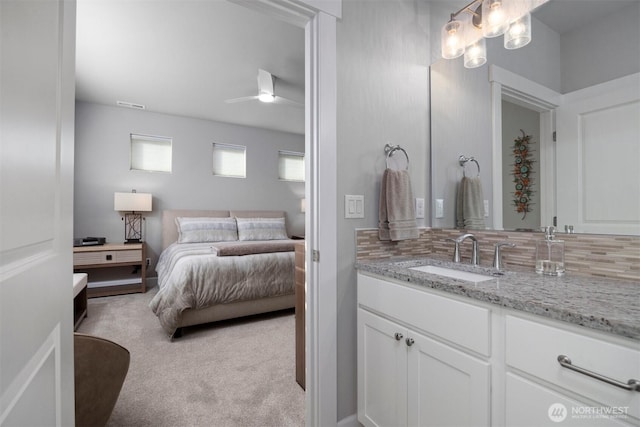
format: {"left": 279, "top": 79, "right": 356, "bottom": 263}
{"left": 130, "top": 134, "right": 172, "bottom": 173}
{"left": 278, "top": 150, "right": 305, "bottom": 181}
{"left": 212, "top": 143, "right": 246, "bottom": 178}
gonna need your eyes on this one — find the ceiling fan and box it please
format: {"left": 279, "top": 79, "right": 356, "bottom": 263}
{"left": 225, "top": 69, "right": 303, "bottom": 108}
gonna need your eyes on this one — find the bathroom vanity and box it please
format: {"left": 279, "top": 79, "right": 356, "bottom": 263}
{"left": 356, "top": 259, "right": 640, "bottom": 427}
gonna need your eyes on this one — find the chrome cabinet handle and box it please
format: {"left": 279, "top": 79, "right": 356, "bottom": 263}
{"left": 557, "top": 355, "right": 640, "bottom": 392}
{"left": 394, "top": 332, "right": 403, "bottom": 341}
{"left": 406, "top": 338, "right": 415, "bottom": 347}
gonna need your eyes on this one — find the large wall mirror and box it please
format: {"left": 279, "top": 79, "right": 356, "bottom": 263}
{"left": 429, "top": 0, "right": 640, "bottom": 235}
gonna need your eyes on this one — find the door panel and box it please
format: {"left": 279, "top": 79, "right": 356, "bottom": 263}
{"left": 0, "top": 0, "right": 76, "bottom": 425}
{"left": 556, "top": 74, "right": 640, "bottom": 235}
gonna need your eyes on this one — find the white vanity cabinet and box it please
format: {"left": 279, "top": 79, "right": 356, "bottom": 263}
{"left": 357, "top": 273, "right": 491, "bottom": 427}
{"left": 357, "top": 271, "right": 640, "bottom": 427}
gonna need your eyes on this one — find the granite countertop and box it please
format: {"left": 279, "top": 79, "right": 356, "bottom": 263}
{"left": 356, "top": 257, "right": 640, "bottom": 341}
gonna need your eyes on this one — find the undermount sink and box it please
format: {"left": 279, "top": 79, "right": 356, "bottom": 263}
{"left": 409, "top": 265, "right": 494, "bottom": 283}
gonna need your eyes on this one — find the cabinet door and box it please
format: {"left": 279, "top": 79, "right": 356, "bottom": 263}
{"left": 407, "top": 331, "right": 491, "bottom": 427}
{"left": 358, "top": 309, "right": 408, "bottom": 427}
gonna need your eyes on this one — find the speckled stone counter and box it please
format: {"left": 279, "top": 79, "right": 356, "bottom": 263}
{"left": 356, "top": 257, "right": 640, "bottom": 341}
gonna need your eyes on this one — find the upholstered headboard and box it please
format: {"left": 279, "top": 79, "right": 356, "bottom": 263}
{"left": 161, "top": 209, "right": 287, "bottom": 250}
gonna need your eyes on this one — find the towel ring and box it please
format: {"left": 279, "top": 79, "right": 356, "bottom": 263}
{"left": 459, "top": 155, "right": 480, "bottom": 177}
{"left": 385, "top": 144, "right": 409, "bottom": 170}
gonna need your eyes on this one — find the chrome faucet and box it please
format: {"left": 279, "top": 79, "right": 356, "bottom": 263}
{"left": 493, "top": 242, "right": 516, "bottom": 271}
{"left": 447, "top": 233, "right": 480, "bottom": 265}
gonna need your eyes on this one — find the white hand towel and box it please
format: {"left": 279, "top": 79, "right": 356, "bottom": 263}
{"left": 379, "top": 169, "right": 419, "bottom": 241}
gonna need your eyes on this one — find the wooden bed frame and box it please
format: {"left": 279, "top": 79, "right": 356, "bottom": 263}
{"left": 161, "top": 209, "right": 296, "bottom": 337}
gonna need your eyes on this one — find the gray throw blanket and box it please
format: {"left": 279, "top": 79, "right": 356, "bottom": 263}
{"left": 378, "top": 168, "right": 419, "bottom": 241}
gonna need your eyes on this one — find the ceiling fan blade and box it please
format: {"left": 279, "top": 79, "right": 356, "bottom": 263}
{"left": 257, "top": 69, "right": 274, "bottom": 96}
{"left": 224, "top": 95, "right": 258, "bottom": 104}
{"left": 274, "top": 96, "right": 303, "bottom": 108}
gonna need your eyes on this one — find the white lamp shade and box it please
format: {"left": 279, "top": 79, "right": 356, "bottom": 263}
{"left": 114, "top": 192, "right": 152, "bottom": 212}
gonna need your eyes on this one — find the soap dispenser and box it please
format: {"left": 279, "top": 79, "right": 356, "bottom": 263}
{"left": 535, "top": 226, "right": 565, "bottom": 276}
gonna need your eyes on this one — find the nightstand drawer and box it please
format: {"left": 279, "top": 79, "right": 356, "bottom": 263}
{"left": 74, "top": 251, "right": 119, "bottom": 266}
{"left": 116, "top": 250, "right": 142, "bottom": 263}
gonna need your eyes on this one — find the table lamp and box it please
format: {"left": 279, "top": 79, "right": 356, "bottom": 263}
{"left": 114, "top": 190, "right": 152, "bottom": 244}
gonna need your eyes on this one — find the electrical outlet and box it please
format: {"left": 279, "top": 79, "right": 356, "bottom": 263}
{"left": 146, "top": 258, "right": 151, "bottom": 267}
{"left": 415, "top": 198, "right": 425, "bottom": 219}
{"left": 435, "top": 199, "right": 444, "bottom": 219}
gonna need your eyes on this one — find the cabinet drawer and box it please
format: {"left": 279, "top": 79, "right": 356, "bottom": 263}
{"left": 74, "top": 251, "right": 119, "bottom": 266}
{"left": 358, "top": 273, "right": 490, "bottom": 356}
{"left": 74, "top": 249, "right": 141, "bottom": 266}
{"left": 506, "top": 315, "right": 640, "bottom": 420}
{"left": 115, "top": 250, "right": 142, "bottom": 263}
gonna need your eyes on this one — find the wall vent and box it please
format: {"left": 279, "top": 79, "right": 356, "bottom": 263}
{"left": 117, "top": 101, "right": 146, "bottom": 110}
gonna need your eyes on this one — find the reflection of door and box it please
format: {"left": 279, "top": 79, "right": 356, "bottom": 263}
{"left": 0, "top": 1, "right": 75, "bottom": 424}
{"left": 556, "top": 74, "right": 640, "bottom": 235}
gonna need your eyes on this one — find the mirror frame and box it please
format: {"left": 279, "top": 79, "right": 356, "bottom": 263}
{"left": 489, "top": 65, "right": 561, "bottom": 230}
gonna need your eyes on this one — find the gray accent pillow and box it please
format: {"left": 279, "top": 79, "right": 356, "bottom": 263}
{"left": 176, "top": 217, "right": 238, "bottom": 243}
{"left": 236, "top": 217, "right": 288, "bottom": 241}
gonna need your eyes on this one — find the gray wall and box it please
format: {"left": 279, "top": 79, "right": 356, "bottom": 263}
{"left": 336, "top": 0, "right": 430, "bottom": 419}
{"left": 74, "top": 101, "right": 304, "bottom": 271}
{"left": 562, "top": 2, "right": 640, "bottom": 93}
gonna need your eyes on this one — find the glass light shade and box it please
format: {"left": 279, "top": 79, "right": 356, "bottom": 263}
{"left": 441, "top": 20, "right": 465, "bottom": 59}
{"left": 504, "top": 13, "right": 531, "bottom": 49}
{"left": 482, "top": 0, "right": 509, "bottom": 38}
{"left": 464, "top": 38, "right": 487, "bottom": 69}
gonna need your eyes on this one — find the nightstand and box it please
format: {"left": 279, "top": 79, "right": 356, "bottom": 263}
{"left": 73, "top": 243, "right": 146, "bottom": 298}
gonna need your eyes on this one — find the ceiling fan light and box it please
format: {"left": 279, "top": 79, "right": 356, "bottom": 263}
{"left": 482, "top": 0, "right": 509, "bottom": 38}
{"left": 504, "top": 13, "right": 532, "bottom": 49}
{"left": 441, "top": 19, "right": 466, "bottom": 59}
{"left": 464, "top": 38, "right": 487, "bottom": 69}
{"left": 258, "top": 92, "right": 275, "bottom": 103}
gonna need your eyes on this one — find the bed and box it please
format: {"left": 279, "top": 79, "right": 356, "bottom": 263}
{"left": 150, "top": 210, "right": 296, "bottom": 338}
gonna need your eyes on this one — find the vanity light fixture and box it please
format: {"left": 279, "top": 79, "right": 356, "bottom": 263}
{"left": 441, "top": 0, "right": 542, "bottom": 68}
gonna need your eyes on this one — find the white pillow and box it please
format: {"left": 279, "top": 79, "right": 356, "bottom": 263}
{"left": 236, "top": 217, "right": 288, "bottom": 241}
{"left": 176, "top": 217, "right": 238, "bottom": 243}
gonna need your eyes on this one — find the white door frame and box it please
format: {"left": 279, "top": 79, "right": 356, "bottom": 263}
{"left": 231, "top": 1, "right": 340, "bottom": 425}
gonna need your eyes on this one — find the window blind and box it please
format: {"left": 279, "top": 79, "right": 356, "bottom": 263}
{"left": 278, "top": 150, "right": 304, "bottom": 181}
{"left": 212, "top": 143, "right": 246, "bottom": 178}
{"left": 130, "top": 134, "right": 172, "bottom": 173}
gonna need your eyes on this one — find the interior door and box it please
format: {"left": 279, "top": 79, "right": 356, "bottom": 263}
{"left": 0, "top": 1, "right": 76, "bottom": 425}
{"left": 555, "top": 73, "right": 640, "bottom": 235}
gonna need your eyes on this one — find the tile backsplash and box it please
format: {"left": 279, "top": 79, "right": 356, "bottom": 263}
{"left": 356, "top": 228, "right": 640, "bottom": 282}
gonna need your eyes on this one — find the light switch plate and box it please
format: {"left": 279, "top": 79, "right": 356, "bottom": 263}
{"left": 345, "top": 195, "right": 364, "bottom": 219}
{"left": 435, "top": 199, "right": 444, "bottom": 219}
{"left": 484, "top": 200, "right": 489, "bottom": 218}
{"left": 415, "top": 198, "right": 425, "bottom": 219}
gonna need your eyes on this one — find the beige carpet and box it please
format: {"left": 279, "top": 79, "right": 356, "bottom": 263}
{"left": 77, "top": 287, "right": 305, "bottom": 427}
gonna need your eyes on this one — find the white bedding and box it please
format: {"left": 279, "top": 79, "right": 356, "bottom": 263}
{"left": 150, "top": 241, "right": 295, "bottom": 335}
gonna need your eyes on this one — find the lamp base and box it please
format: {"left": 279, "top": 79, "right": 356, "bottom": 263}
{"left": 124, "top": 239, "right": 141, "bottom": 244}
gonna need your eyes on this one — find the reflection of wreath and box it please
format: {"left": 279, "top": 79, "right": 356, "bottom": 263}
{"left": 512, "top": 129, "right": 535, "bottom": 219}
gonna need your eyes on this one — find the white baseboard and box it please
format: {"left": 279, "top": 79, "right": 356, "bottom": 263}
{"left": 337, "top": 413, "right": 359, "bottom": 427}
